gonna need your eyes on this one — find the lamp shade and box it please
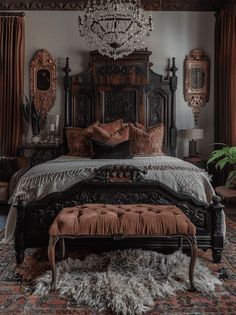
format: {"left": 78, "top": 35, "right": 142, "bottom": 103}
{"left": 182, "top": 128, "right": 204, "bottom": 140}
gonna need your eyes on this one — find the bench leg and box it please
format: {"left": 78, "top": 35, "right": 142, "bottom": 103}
{"left": 186, "top": 236, "right": 197, "bottom": 291}
{"left": 48, "top": 236, "right": 59, "bottom": 291}
{"left": 59, "top": 238, "right": 66, "bottom": 261}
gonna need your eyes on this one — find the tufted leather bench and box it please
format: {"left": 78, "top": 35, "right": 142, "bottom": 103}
{"left": 48, "top": 204, "right": 197, "bottom": 291}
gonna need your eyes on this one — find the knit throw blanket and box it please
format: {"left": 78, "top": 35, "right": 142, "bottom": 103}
{"left": 9, "top": 155, "right": 214, "bottom": 205}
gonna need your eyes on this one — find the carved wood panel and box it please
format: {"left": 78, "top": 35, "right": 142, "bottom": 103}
{"left": 147, "top": 90, "right": 169, "bottom": 148}
{"left": 96, "top": 64, "right": 148, "bottom": 86}
{"left": 104, "top": 91, "right": 137, "bottom": 123}
{"left": 147, "top": 91, "right": 165, "bottom": 125}
{"left": 96, "top": 86, "right": 145, "bottom": 125}
{"left": 73, "top": 92, "right": 92, "bottom": 127}
{"left": 0, "top": 0, "right": 226, "bottom": 11}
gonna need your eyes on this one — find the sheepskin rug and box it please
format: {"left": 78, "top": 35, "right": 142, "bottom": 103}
{"left": 34, "top": 249, "right": 221, "bottom": 315}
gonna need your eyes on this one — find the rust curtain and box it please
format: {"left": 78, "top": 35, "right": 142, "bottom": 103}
{"left": 215, "top": 1, "right": 236, "bottom": 146}
{"left": 0, "top": 15, "right": 25, "bottom": 156}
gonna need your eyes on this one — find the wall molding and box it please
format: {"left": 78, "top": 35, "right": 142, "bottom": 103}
{"left": 0, "top": 0, "right": 227, "bottom": 11}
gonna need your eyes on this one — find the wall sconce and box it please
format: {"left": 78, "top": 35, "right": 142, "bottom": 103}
{"left": 184, "top": 49, "right": 210, "bottom": 126}
{"left": 182, "top": 128, "right": 204, "bottom": 157}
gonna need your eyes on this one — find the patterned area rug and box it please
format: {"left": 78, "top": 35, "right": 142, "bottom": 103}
{"left": 0, "top": 220, "right": 236, "bottom": 315}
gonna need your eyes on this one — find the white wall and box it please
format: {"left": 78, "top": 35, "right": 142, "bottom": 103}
{"left": 23, "top": 11, "right": 215, "bottom": 157}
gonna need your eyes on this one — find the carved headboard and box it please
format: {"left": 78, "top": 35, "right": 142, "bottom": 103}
{"left": 63, "top": 50, "right": 178, "bottom": 156}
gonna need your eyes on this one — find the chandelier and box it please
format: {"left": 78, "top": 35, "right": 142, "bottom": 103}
{"left": 78, "top": 0, "right": 153, "bottom": 60}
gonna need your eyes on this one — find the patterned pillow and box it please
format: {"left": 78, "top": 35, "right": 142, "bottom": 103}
{"left": 99, "top": 119, "right": 123, "bottom": 134}
{"left": 66, "top": 122, "right": 99, "bottom": 157}
{"left": 134, "top": 122, "right": 145, "bottom": 130}
{"left": 129, "top": 123, "right": 164, "bottom": 156}
{"left": 93, "top": 125, "right": 129, "bottom": 145}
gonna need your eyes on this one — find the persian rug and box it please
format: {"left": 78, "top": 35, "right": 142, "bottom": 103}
{"left": 34, "top": 249, "right": 221, "bottom": 315}
{"left": 0, "top": 219, "right": 236, "bottom": 314}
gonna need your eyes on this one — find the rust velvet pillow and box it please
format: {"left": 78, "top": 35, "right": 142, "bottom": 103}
{"left": 129, "top": 123, "right": 164, "bottom": 156}
{"left": 134, "top": 122, "right": 145, "bottom": 130}
{"left": 99, "top": 119, "right": 123, "bottom": 134}
{"left": 66, "top": 122, "right": 99, "bottom": 157}
{"left": 93, "top": 125, "right": 129, "bottom": 145}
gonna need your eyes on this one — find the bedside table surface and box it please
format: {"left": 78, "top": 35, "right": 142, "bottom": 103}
{"left": 183, "top": 155, "right": 206, "bottom": 162}
{"left": 19, "top": 143, "right": 60, "bottom": 149}
{"left": 216, "top": 186, "right": 236, "bottom": 203}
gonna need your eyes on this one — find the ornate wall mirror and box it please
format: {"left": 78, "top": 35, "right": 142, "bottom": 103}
{"left": 184, "top": 49, "right": 210, "bottom": 126}
{"left": 30, "top": 49, "right": 56, "bottom": 117}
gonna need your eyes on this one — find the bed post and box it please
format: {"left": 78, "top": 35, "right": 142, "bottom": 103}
{"left": 211, "top": 195, "right": 225, "bottom": 263}
{"left": 63, "top": 57, "right": 71, "bottom": 149}
{"left": 15, "top": 197, "right": 26, "bottom": 264}
{"left": 169, "top": 57, "right": 178, "bottom": 157}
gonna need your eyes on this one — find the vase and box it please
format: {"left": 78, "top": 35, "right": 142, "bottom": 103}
{"left": 31, "top": 135, "right": 41, "bottom": 144}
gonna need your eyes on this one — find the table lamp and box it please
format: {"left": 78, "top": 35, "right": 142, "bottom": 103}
{"left": 183, "top": 128, "right": 204, "bottom": 157}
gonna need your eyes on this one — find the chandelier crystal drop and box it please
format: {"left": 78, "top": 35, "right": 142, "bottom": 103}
{"left": 78, "top": 0, "right": 153, "bottom": 60}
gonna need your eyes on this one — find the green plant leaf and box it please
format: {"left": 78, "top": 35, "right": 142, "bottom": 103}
{"left": 227, "top": 170, "right": 236, "bottom": 181}
{"left": 215, "top": 157, "right": 229, "bottom": 170}
{"left": 207, "top": 146, "right": 236, "bottom": 169}
{"left": 207, "top": 148, "right": 230, "bottom": 164}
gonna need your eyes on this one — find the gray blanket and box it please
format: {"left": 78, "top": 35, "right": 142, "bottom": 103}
{"left": 4, "top": 155, "right": 215, "bottom": 243}
{"left": 10, "top": 155, "right": 214, "bottom": 204}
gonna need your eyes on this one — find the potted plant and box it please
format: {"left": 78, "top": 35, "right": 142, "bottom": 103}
{"left": 21, "top": 96, "right": 44, "bottom": 144}
{"left": 207, "top": 145, "right": 236, "bottom": 188}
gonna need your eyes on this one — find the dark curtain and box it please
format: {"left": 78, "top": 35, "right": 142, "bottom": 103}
{"left": 215, "top": 1, "right": 236, "bottom": 146}
{"left": 0, "top": 15, "right": 25, "bottom": 156}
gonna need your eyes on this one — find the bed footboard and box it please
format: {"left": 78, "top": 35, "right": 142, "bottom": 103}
{"left": 15, "top": 165, "right": 225, "bottom": 264}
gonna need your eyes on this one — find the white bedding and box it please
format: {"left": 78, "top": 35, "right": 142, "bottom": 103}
{"left": 4, "top": 155, "right": 215, "bottom": 243}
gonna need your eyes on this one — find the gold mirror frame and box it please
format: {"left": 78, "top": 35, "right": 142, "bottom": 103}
{"left": 30, "top": 49, "right": 56, "bottom": 117}
{"left": 184, "top": 49, "right": 210, "bottom": 126}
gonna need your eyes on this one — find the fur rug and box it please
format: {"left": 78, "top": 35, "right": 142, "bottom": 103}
{"left": 34, "top": 249, "right": 222, "bottom": 315}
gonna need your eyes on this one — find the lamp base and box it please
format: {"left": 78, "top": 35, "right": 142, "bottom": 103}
{"left": 189, "top": 140, "right": 197, "bottom": 157}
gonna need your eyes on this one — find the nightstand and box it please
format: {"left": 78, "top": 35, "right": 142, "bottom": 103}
{"left": 17, "top": 143, "right": 63, "bottom": 167}
{"left": 216, "top": 186, "right": 236, "bottom": 219}
{"left": 216, "top": 186, "right": 236, "bottom": 204}
{"left": 183, "top": 155, "right": 207, "bottom": 169}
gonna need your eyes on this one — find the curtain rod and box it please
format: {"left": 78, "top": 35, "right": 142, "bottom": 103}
{"left": 0, "top": 12, "right": 25, "bottom": 17}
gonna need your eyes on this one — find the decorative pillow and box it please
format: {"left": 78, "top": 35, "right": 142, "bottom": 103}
{"left": 0, "top": 157, "right": 18, "bottom": 181}
{"left": 129, "top": 123, "right": 164, "bottom": 156}
{"left": 66, "top": 122, "right": 99, "bottom": 157}
{"left": 93, "top": 125, "right": 129, "bottom": 145}
{"left": 134, "top": 122, "right": 145, "bottom": 130}
{"left": 99, "top": 119, "right": 123, "bottom": 134}
{"left": 92, "top": 139, "right": 132, "bottom": 159}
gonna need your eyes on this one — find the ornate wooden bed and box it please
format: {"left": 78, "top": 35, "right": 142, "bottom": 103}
{"left": 15, "top": 50, "right": 225, "bottom": 264}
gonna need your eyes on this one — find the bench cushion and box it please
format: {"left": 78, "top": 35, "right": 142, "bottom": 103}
{"left": 49, "top": 204, "right": 196, "bottom": 237}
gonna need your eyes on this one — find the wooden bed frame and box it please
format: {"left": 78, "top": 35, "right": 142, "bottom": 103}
{"left": 15, "top": 50, "right": 225, "bottom": 264}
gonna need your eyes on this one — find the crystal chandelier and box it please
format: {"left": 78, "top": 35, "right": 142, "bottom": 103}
{"left": 78, "top": 0, "right": 153, "bottom": 60}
